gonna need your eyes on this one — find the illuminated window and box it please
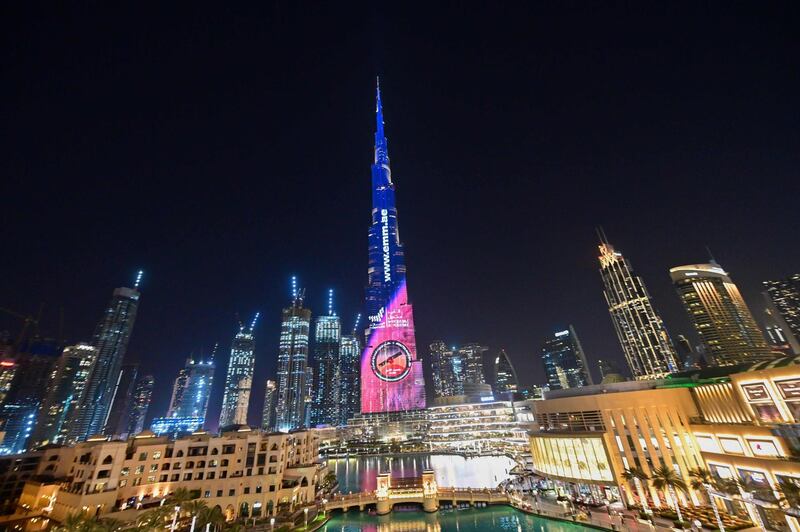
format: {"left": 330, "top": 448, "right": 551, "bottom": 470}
{"left": 121, "top": 467, "right": 130, "bottom": 477}
{"left": 149, "top": 464, "right": 158, "bottom": 473}
{"left": 135, "top": 465, "right": 144, "bottom": 475}
{"left": 695, "top": 435, "right": 721, "bottom": 453}
{"left": 152, "top": 451, "right": 162, "bottom": 460}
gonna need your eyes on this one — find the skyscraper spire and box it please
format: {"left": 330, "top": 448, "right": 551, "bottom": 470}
{"left": 374, "top": 76, "right": 389, "bottom": 166}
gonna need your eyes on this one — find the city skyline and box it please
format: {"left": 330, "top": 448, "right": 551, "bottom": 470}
{"left": 2, "top": 4, "right": 798, "bottom": 429}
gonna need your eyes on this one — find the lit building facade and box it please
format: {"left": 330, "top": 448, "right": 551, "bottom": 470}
{"left": 598, "top": 234, "right": 679, "bottom": 379}
{"left": 494, "top": 349, "right": 519, "bottom": 398}
{"left": 671, "top": 263, "right": 773, "bottom": 366}
{"left": 104, "top": 363, "right": 139, "bottom": 438}
{"left": 459, "top": 343, "right": 488, "bottom": 386}
{"left": 126, "top": 375, "right": 154, "bottom": 436}
{"left": 311, "top": 293, "right": 341, "bottom": 427}
{"left": 338, "top": 334, "right": 361, "bottom": 425}
{"left": 219, "top": 314, "right": 259, "bottom": 428}
{"left": 68, "top": 276, "right": 142, "bottom": 442}
{"left": 426, "top": 400, "right": 532, "bottom": 458}
{"left": 529, "top": 382, "right": 705, "bottom": 509}
{"left": 30, "top": 343, "right": 97, "bottom": 447}
{"left": 0, "top": 352, "right": 56, "bottom": 454}
{"left": 361, "top": 81, "right": 426, "bottom": 415}
{"left": 275, "top": 286, "right": 311, "bottom": 432}
{"left": 167, "top": 357, "right": 215, "bottom": 424}
{"left": 429, "top": 342, "right": 464, "bottom": 398}
{"left": 763, "top": 274, "right": 800, "bottom": 353}
{"left": 261, "top": 379, "right": 276, "bottom": 431}
{"left": 17, "top": 428, "right": 323, "bottom": 524}
{"left": 541, "top": 326, "right": 593, "bottom": 390}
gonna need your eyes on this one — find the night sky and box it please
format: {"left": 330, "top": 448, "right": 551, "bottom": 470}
{"left": 2, "top": 3, "right": 799, "bottom": 428}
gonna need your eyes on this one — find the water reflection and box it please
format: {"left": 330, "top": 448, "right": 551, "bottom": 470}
{"left": 328, "top": 453, "right": 517, "bottom": 493}
{"left": 322, "top": 506, "right": 589, "bottom": 531}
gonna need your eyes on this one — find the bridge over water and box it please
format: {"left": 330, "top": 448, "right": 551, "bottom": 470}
{"left": 324, "top": 470, "right": 510, "bottom": 515}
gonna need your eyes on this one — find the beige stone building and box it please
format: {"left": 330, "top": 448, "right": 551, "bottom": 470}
{"left": 18, "top": 427, "right": 323, "bottom": 524}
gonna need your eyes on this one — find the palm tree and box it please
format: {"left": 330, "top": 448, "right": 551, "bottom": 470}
{"left": 95, "top": 518, "right": 125, "bottom": 532}
{"left": 137, "top": 505, "right": 172, "bottom": 529}
{"left": 622, "top": 467, "right": 652, "bottom": 514}
{"left": 650, "top": 466, "right": 688, "bottom": 525}
{"left": 167, "top": 487, "right": 194, "bottom": 506}
{"left": 197, "top": 506, "right": 226, "bottom": 532}
{"left": 54, "top": 512, "right": 96, "bottom": 532}
{"left": 689, "top": 467, "right": 725, "bottom": 532}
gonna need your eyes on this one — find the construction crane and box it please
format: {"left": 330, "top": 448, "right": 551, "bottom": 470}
{"left": 0, "top": 306, "right": 41, "bottom": 351}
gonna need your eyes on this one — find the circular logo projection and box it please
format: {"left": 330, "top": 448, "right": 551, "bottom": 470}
{"left": 371, "top": 340, "right": 412, "bottom": 382}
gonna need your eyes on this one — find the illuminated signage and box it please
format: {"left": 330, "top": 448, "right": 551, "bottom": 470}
{"left": 381, "top": 209, "right": 391, "bottom": 282}
{"left": 741, "top": 383, "right": 771, "bottom": 402}
{"left": 360, "top": 281, "right": 426, "bottom": 414}
{"left": 775, "top": 378, "right": 800, "bottom": 400}
{"left": 555, "top": 330, "right": 569, "bottom": 338}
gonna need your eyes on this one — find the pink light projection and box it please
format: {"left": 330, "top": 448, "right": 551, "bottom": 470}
{"left": 360, "top": 281, "right": 426, "bottom": 414}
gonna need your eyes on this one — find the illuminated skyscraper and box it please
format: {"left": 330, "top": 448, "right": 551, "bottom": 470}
{"left": 671, "top": 262, "right": 774, "bottom": 366}
{"left": 311, "top": 289, "right": 341, "bottom": 427}
{"left": 68, "top": 271, "right": 143, "bottom": 443}
{"left": 164, "top": 354, "right": 215, "bottom": 434}
{"left": 262, "top": 379, "right": 276, "bottom": 430}
{"left": 0, "top": 343, "right": 59, "bottom": 454}
{"left": 763, "top": 274, "right": 800, "bottom": 353}
{"left": 430, "top": 342, "right": 459, "bottom": 397}
{"left": 104, "top": 363, "right": 139, "bottom": 436}
{"left": 219, "top": 314, "right": 259, "bottom": 427}
{"left": 338, "top": 326, "right": 361, "bottom": 425}
{"left": 30, "top": 343, "right": 97, "bottom": 446}
{"left": 541, "top": 326, "right": 593, "bottom": 390}
{"left": 361, "top": 80, "right": 426, "bottom": 414}
{"left": 493, "top": 349, "right": 519, "bottom": 398}
{"left": 459, "top": 343, "right": 488, "bottom": 385}
{"left": 126, "top": 374, "right": 154, "bottom": 436}
{"left": 597, "top": 233, "right": 679, "bottom": 379}
{"left": 275, "top": 278, "right": 311, "bottom": 432}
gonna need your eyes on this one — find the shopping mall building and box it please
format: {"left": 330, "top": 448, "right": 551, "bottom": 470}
{"left": 529, "top": 356, "right": 800, "bottom": 531}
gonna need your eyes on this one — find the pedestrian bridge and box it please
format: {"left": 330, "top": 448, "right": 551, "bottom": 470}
{"left": 324, "top": 471, "right": 510, "bottom": 515}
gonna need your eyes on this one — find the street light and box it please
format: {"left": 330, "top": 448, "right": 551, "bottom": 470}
{"left": 304, "top": 507, "right": 309, "bottom": 529}
{"left": 270, "top": 516, "right": 275, "bottom": 532}
{"left": 170, "top": 506, "right": 180, "bottom": 532}
{"left": 321, "top": 498, "right": 327, "bottom": 517}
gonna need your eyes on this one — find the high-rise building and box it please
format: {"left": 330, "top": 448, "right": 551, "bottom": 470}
{"left": 493, "top": 349, "right": 519, "bottom": 398}
{"left": 167, "top": 355, "right": 215, "bottom": 423}
{"left": 429, "top": 342, "right": 464, "bottom": 398}
{"left": 361, "top": 80, "right": 426, "bottom": 415}
{"left": 670, "top": 262, "right": 774, "bottom": 366}
{"left": 763, "top": 274, "right": 800, "bottom": 353}
{"left": 219, "top": 314, "right": 259, "bottom": 428}
{"left": 30, "top": 343, "right": 97, "bottom": 447}
{"left": 274, "top": 279, "right": 311, "bottom": 432}
{"left": 459, "top": 343, "right": 488, "bottom": 386}
{"left": 126, "top": 375, "right": 153, "bottom": 436}
{"left": 338, "top": 331, "right": 361, "bottom": 425}
{"left": 68, "top": 272, "right": 142, "bottom": 442}
{"left": 0, "top": 352, "right": 57, "bottom": 453}
{"left": 311, "top": 290, "right": 341, "bottom": 427}
{"left": 598, "top": 233, "right": 679, "bottom": 379}
{"left": 261, "top": 379, "right": 276, "bottom": 431}
{"left": 541, "top": 326, "right": 593, "bottom": 390}
{"left": 104, "top": 363, "right": 138, "bottom": 437}
{"left": 304, "top": 366, "right": 314, "bottom": 428}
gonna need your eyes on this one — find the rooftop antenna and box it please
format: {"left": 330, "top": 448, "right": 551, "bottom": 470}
{"left": 291, "top": 276, "right": 298, "bottom": 301}
{"left": 209, "top": 342, "right": 219, "bottom": 364}
{"left": 352, "top": 313, "right": 362, "bottom": 335}
{"left": 705, "top": 245, "right": 718, "bottom": 264}
{"left": 235, "top": 312, "right": 244, "bottom": 332}
{"left": 133, "top": 269, "right": 144, "bottom": 289}
{"left": 249, "top": 312, "right": 260, "bottom": 331}
{"left": 327, "top": 289, "right": 335, "bottom": 316}
{"left": 595, "top": 226, "right": 609, "bottom": 245}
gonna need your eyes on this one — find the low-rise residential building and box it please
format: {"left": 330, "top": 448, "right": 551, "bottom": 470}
{"left": 16, "top": 428, "right": 323, "bottom": 524}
